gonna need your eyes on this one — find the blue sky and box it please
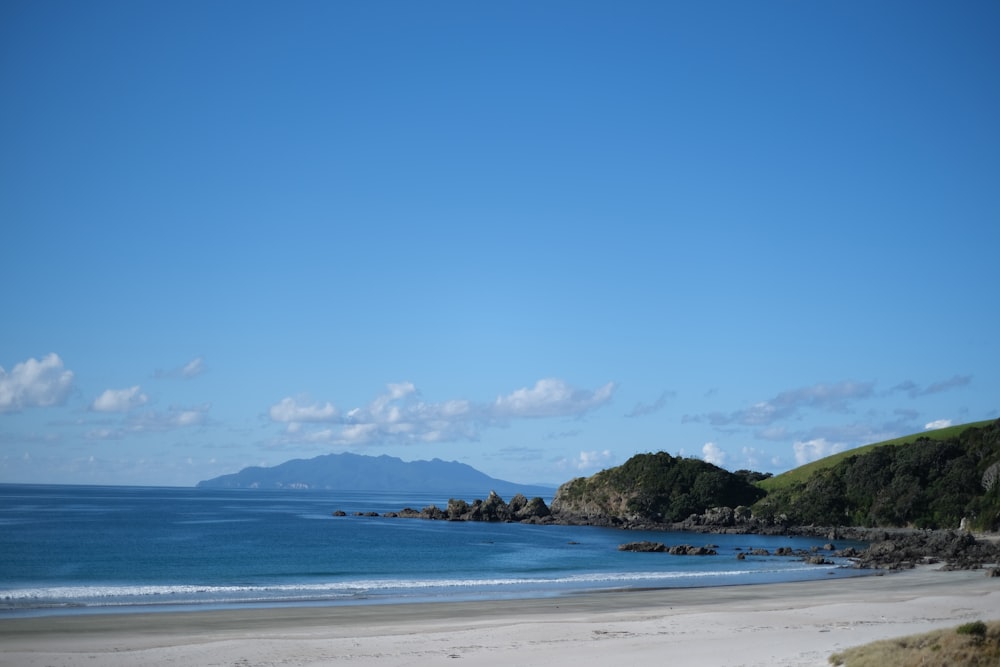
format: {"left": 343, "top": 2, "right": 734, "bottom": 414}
{"left": 2, "top": 1, "right": 997, "bottom": 488}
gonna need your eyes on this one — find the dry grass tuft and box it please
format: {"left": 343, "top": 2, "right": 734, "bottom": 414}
{"left": 829, "top": 620, "right": 1000, "bottom": 667}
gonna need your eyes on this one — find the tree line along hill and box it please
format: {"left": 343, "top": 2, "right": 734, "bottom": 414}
{"left": 550, "top": 419, "right": 1000, "bottom": 532}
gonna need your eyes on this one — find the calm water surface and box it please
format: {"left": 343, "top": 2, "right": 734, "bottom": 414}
{"left": 0, "top": 484, "right": 868, "bottom": 617}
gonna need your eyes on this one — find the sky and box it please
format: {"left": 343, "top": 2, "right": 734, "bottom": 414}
{"left": 1, "top": 1, "right": 998, "bottom": 488}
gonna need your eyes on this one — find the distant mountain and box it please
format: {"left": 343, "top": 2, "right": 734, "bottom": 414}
{"left": 196, "top": 453, "right": 554, "bottom": 498}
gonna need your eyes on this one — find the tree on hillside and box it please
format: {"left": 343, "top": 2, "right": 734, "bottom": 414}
{"left": 752, "top": 421, "right": 1000, "bottom": 530}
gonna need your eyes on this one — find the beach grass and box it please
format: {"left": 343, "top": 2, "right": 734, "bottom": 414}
{"left": 829, "top": 619, "right": 1000, "bottom": 667}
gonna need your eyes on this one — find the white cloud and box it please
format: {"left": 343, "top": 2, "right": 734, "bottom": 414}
{"left": 625, "top": 390, "right": 675, "bottom": 418}
{"left": 793, "top": 438, "right": 844, "bottom": 466}
{"left": 561, "top": 449, "right": 614, "bottom": 473}
{"left": 132, "top": 405, "right": 210, "bottom": 431}
{"left": 0, "top": 353, "right": 75, "bottom": 414}
{"left": 387, "top": 382, "right": 416, "bottom": 400}
{"left": 924, "top": 419, "right": 952, "bottom": 430}
{"left": 181, "top": 357, "right": 206, "bottom": 379}
{"left": 369, "top": 382, "right": 416, "bottom": 420}
{"left": 544, "top": 429, "right": 582, "bottom": 440}
{"left": 339, "top": 423, "right": 379, "bottom": 444}
{"left": 269, "top": 397, "right": 339, "bottom": 423}
{"left": 492, "top": 378, "right": 616, "bottom": 419}
{"left": 269, "top": 384, "right": 476, "bottom": 447}
{"left": 740, "top": 446, "right": 764, "bottom": 469}
{"left": 756, "top": 426, "right": 789, "bottom": 441}
{"left": 91, "top": 386, "right": 149, "bottom": 413}
{"left": 893, "top": 375, "right": 971, "bottom": 398}
{"left": 155, "top": 356, "right": 206, "bottom": 379}
{"left": 86, "top": 404, "right": 211, "bottom": 440}
{"left": 269, "top": 378, "right": 616, "bottom": 447}
{"left": 172, "top": 409, "right": 205, "bottom": 427}
{"left": 298, "top": 427, "right": 338, "bottom": 444}
{"left": 701, "top": 442, "right": 727, "bottom": 466}
{"left": 85, "top": 427, "right": 122, "bottom": 441}
{"left": 552, "top": 450, "right": 615, "bottom": 476}
{"left": 686, "top": 380, "right": 875, "bottom": 427}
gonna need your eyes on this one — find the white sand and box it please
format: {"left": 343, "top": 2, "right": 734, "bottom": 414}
{"left": 2, "top": 567, "right": 998, "bottom": 666}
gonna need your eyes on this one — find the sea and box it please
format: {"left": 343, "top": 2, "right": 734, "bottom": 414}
{"left": 0, "top": 484, "right": 870, "bottom": 618}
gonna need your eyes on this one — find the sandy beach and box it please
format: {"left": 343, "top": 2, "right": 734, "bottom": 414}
{"left": 2, "top": 567, "right": 997, "bottom": 666}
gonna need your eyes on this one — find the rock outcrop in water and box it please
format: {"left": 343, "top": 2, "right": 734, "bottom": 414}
{"left": 374, "top": 491, "right": 554, "bottom": 524}
{"left": 667, "top": 508, "right": 1000, "bottom": 570}
{"left": 618, "top": 541, "right": 719, "bottom": 555}
{"left": 349, "top": 491, "right": 1000, "bottom": 570}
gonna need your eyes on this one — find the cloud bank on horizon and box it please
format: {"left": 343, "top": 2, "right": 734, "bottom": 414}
{"left": 0, "top": 351, "right": 987, "bottom": 486}
{"left": 269, "top": 378, "right": 617, "bottom": 447}
{"left": 1, "top": 2, "right": 997, "bottom": 486}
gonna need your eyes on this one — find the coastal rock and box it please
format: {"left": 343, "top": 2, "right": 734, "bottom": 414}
{"left": 508, "top": 493, "right": 528, "bottom": 517}
{"left": 668, "top": 544, "right": 718, "bottom": 556}
{"left": 420, "top": 505, "right": 446, "bottom": 520}
{"left": 619, "top": 541, "right": 666, "bottom": 552}
{"left": 442, "top": 492, "right": 512, "bottom": 522}
{"left": 379, "top": 491, "right": 1000, "bottom": 570}
{"left": 618, "top": 542, "right": 718, "bottom": 555}
{"left": 480, "top": 491, "right": 512, "bottom": 521}
{"left": 850, "top": 529, "right": 1000, "bottom": 570}
{"left": 701, "top": 507, "right": 736, "bottom": 527}
{"left": 446, "top": 498, "right": 470, "bottom": 520}
{"left": 673, "top": 508, "right": 792, "bottom": 535}
{"left": 699, "top": 524, "right": 1000, "bottom": 570}
{"left": 404, "top": 493, "right": 552, "bottom": 523}
{"left": 510, "top": 493, "right": 551, "bottom": 521}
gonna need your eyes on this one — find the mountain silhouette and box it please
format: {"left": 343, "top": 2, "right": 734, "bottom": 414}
{"left": 196, "top": 452, "right": 553, "bottom": 497}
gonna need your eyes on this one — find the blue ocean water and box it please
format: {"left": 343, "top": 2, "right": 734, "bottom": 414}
{"left": 0, "top": 484, "right": 868, "bottom": 617}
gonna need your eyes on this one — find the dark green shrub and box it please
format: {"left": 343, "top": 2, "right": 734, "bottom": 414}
{"left": 957, "top": 620, "right": 987, "bottom": 640}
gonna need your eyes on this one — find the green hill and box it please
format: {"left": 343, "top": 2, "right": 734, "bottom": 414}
{"left": 757, "top": 420, "right": 995, "bottom": 494}
{"left": 542, "top": 420, "right": 1000, "bottom": 532}
{"left": 751, "top": 419, "right": 1000, "bottom": 530}
{"left": 550, "top": 452, "right": 765, "bottom": 525}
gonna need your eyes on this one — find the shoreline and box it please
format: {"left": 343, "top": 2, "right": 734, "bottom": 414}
{"left": 0, "top": 563, "right": 875, "bottom": 621}
{"left": 2, "top": 566, "right": 998, "bottom": 666}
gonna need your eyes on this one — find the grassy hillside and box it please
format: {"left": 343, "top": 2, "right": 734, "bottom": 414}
{"left": 751, "top": 419, "right": 1000, "bottom": 530}
{"left": 547, "top": 420, "right": 999, "bottom": 531}
{"left": 757, "top": 420, "right": 995, "bottom": 493}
